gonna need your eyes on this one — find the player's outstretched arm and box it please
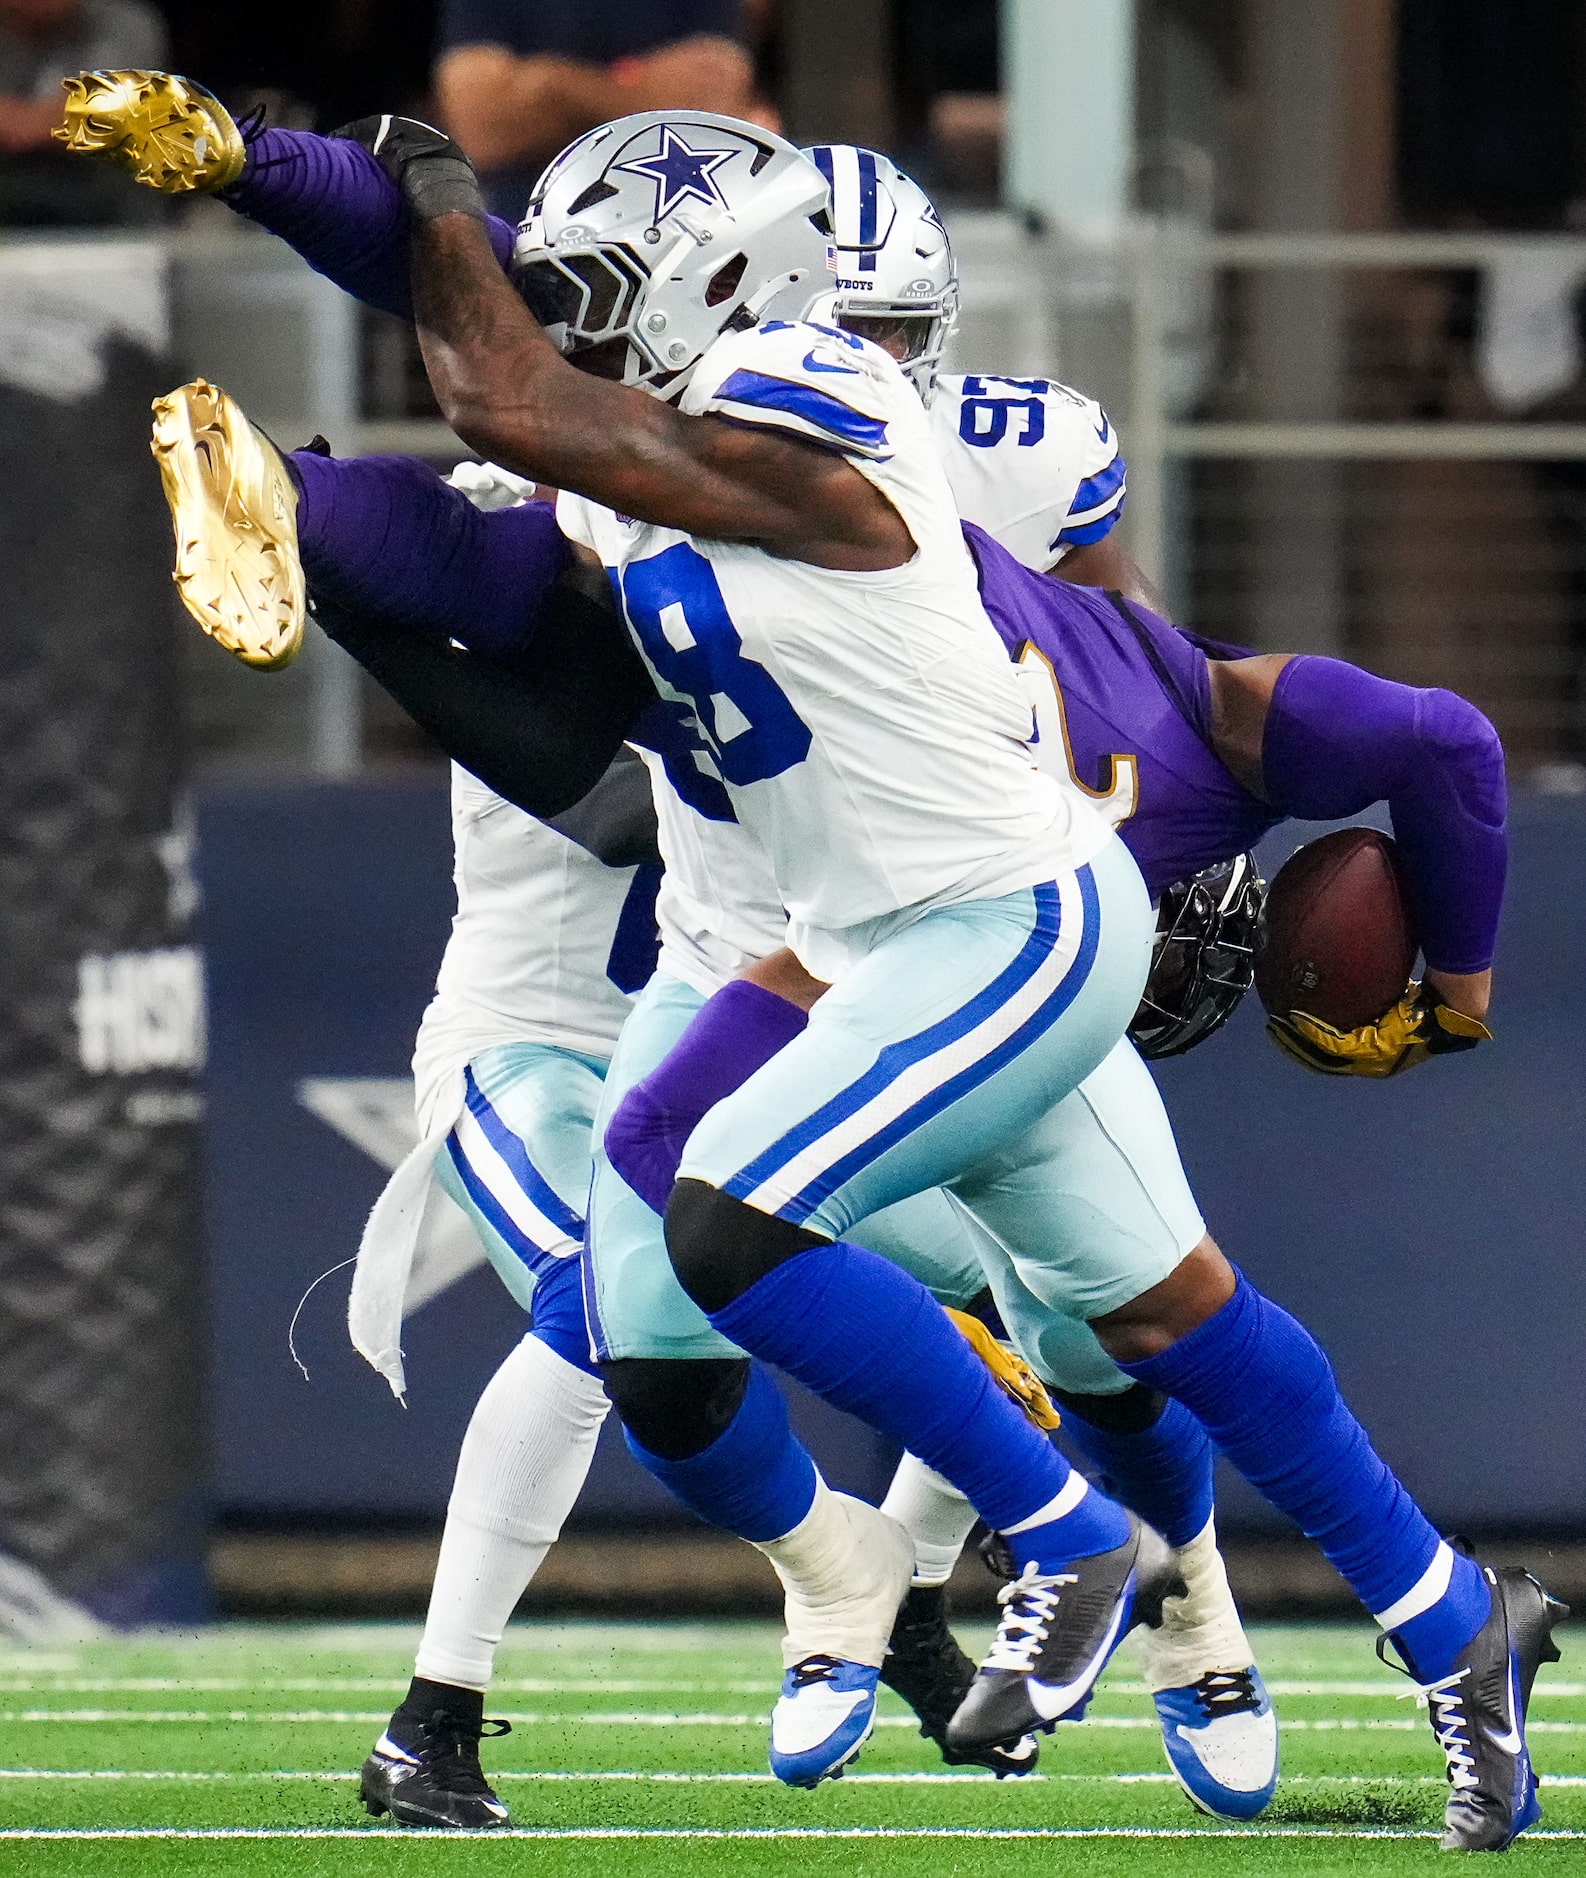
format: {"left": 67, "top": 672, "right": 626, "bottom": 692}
{"left": 411, "top": 212, "right": 912, "bottom": 569}
{"left": 348, "top": 117, "right": 913, "bottom": 569}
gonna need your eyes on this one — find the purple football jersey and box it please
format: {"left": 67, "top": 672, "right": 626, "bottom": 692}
{"left": 964, "top": 522, "right": 1278, "bottom": 897}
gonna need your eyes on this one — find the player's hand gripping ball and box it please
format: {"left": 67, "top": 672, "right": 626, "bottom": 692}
{"left": 1267, "top": 988, "right": 1491, "bottom": 1078}
{"left": 333, "top": 114, "right": 484, "bottom": 223}
{"left": 54, "top": 70, "right": 246, "bottom": 193}
{"left": 1256, "top": 827, "right": 1491, "bottom": 1077}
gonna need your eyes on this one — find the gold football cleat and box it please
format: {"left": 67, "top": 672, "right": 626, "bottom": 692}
{"left": 54, "top": 70, "right": 246, "bottom": 193}
{"left": 150, "top": 380, "right": 305, "bottom": 670}
{"left": 944, "top": 1308, "right": 1060, "bottom": 1431}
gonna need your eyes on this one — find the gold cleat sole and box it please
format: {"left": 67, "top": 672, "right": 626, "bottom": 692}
{"left": 150, "top": 379, "right": 305, "bottom": 671}
{"left": 55, "top": 70, "right": 246, "bottom": 194}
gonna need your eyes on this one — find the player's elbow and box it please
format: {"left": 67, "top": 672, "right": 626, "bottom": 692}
{"left": 1416, "top": 689, "right": 1507, "bottom": 829}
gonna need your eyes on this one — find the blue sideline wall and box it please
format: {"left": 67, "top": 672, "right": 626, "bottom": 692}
{"left": 198, "top": 782, "right": 1586, "bottom": 1535}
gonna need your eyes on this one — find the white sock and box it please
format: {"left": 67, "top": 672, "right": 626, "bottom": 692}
{"left": 413, "top": 1333, "right": 608, "bottom": 1691}
{"left": 753, "top": 1474, "right": 915, "bottom": 1668}
{"left": 880, "top": 1452, "right": 978, "bottom": 1587}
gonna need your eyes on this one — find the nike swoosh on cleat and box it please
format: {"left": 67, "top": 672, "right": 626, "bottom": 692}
{"left": 1486, "top": 1658, "right": 1524, "bottom": 1757}
{"left": 1025, "top": 1574, "right": 1134, "bottom": 1723}
{"left": 803, "top": 350, "right": 861, "bottom": 375}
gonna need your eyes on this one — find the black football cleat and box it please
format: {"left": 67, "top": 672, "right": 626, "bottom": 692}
{"left": 947, "top": 1515, "right": 1182, "bottom": 1758}
{"left": 1382, "top": 1560, "right": 1568, "bottom": 1853}
{"left": 359, "top": 1702, "right": 512, "bottom": 1830}
{"left": 880, "top": 1585, "right": 1038, "bottom": 1777}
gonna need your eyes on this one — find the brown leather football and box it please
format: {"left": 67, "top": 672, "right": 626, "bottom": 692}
{"left": 1254, "top": 827, "right": 1419, "bottom": 1030}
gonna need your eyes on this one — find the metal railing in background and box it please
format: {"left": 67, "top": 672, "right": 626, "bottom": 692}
{"left": 13, "top": 219, "right": 1586, "bottom": 774}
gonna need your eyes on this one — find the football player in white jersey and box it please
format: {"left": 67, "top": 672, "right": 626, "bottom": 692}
{"left": 343, "top": 474, "right": 666, "bottom": 1829}
{"left": 372, "top": 103, "right": 1206, "bottom": 1783}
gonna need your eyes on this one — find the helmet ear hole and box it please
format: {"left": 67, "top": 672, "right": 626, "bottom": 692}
{"left": 705, "top": 252, "right": 748, "bottom": 307}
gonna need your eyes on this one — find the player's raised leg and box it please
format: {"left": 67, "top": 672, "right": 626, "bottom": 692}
{"left": 361, "top": 1044, "right": 610, "bottom": 1830}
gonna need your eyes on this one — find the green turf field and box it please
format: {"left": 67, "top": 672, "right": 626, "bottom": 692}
{"left": 0, "top": 1619, "right": 1579, "bottom": 1876}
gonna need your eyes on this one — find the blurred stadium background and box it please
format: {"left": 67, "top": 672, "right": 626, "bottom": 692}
{"left": 0, "top": 0, "right": 1582, "bottom": 1643}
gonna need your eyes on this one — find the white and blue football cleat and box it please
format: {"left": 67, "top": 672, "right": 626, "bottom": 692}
{"left": 1134, "top": 1516, "right": 1278, "bottom": 1819}
{"left": 1152, "top": 1668, "right": 1278, "bottom": 1819}
{"left": 769, "top": 1654, "right": 883, "bottom": 1787}
{"left": 760, "top": 1485, "right": 915, "bottom": 1788}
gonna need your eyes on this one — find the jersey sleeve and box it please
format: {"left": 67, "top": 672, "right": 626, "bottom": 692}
{"left": 1048, "top": 384, "right": 1127, "bottom": 557}
{"left": 555, "top": 488, "right": 599, "bottom": 552}
{"left": 935, "top": 375, "right": 1127, "bottom": 571}
{"left": 683, "top": 320, "right": 903, "bottom": 461}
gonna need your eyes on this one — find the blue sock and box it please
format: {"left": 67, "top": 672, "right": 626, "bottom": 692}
{"left": 1061, "top": 1395, "right": 1214, "bottom": 1550}
{"left": 1121, "top": 1272, "right": 1489, "bottom": 1674}
{"left": 625, "top": 1362, "right": 817, "bottom": 1542}
{"left": 709, "top": 1241, "right": 1130, "bottom": 1569}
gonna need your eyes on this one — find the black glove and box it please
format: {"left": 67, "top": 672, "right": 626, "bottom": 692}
{"left": 332, "top": 113, "right": 484, "bottom": 222}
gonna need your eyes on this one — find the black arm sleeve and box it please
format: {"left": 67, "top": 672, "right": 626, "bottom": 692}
{"left": 312, "top": 570, "right": 657, "bottom": 820}
{"left": 545, "top": 743, "right": 661, "bottom": 867}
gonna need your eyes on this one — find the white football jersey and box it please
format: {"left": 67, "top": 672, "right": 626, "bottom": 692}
{"left": 410, "top": 767, "right": 650, "bottom": 1125}
{"left": 633, "top": 746, "right": 786, "bottom": 998}
{"left": 931, "top": 375, "right": 1125, "bottom": 572}
{"left": 558, "top": 320, "right": 1111, "bottom": 976}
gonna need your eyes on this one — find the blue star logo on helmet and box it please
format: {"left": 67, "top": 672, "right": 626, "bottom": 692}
{"left": 616, "top": 126, "right": 738, "bottom": 224}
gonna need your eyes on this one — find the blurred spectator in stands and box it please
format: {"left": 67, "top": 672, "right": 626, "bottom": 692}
{"left": 0, "top": 0, "right": 165, "bottom": 223}
{"left": 436, "top": 0, "right": 762, "bottom": 221}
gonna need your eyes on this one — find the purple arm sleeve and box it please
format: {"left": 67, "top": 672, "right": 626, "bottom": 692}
{"left": 1262, "top": 656, "right": 1508, "bottom": 975}
{"left": 290, "top": 450, "right": 569, "bottom": 658}
{"left": 221, "top": 128, "right": 516, "bottom": 321}
{"left": 604, "top": 982, "right": 809, "bottom": 1215}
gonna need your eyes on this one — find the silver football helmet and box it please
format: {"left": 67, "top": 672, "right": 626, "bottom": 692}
{"left": 511, "top": 112, "right": 830, "bottom": 399}
{"left": 801, "top": 144, "right": 959, "bottom": 403}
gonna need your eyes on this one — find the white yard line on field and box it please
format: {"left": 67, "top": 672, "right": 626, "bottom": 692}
{"left": 3, "top": 1826, "right": 1586, "bottom": 1842}
{"left": 1, "top": 1677, "right": 1579, "bottom": 1699}
{"left": 6, "top": 1708, "right": 1585, "bottom": 1736}
{"left": 3, "top": 1767, "right": 1584, "bottom": 1788}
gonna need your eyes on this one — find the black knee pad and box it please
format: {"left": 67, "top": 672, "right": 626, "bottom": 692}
{"left": 664, "top": 1176, "right": 822, "bottom": 1313}
{"left": 1050, "top": 1381, "right": 1167, "bottom": 1436}
{"left": 599, "top": 1356, "right": 749, "bottom": 1460}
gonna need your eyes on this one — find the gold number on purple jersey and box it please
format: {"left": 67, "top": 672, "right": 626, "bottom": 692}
{"left": 1017, "top": 642, "right": 1138, "bottom": 827}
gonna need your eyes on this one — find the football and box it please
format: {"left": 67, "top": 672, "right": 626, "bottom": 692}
{"left": 1254, "top": 827, "right": 1419, "bottom": 1030}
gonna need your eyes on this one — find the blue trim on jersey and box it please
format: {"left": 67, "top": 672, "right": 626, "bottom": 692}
{"left": 722, "top": 873, "right": 1101, "bottom": 1222}
{"left": 1055, "top": 503, "right": 1126, "bottom": 550}
{"left": 1068, "top": 452, "right": 1126, "bottom": 517}
{"left": 715, "top": 369, "right": 889, "bottom": 453}
{"left": 607, "top": 863, "right": 662, "bottom": 995}
{"left": 462, "top": 1067, "right": 587, "bottom": 1244}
